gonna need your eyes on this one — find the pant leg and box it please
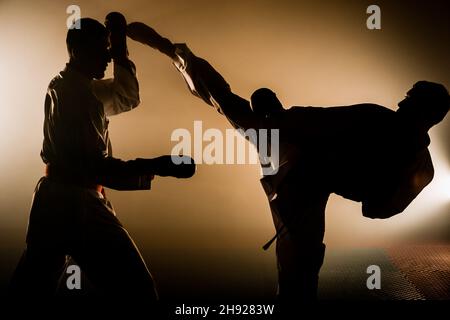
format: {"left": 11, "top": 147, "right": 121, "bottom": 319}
{"left": 271, "top": 182, "right": 329, "bottom": 302}
{"left": 9, "top": 247, "right": 68, "bottom": 296}
{"left": 68, "top": 191, "right": 158, "bottom": 300}
{"left": 9, "top": 178, "right": 70, "bottom": 296}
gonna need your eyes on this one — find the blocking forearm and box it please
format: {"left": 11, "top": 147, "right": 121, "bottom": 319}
{"left": 106, "top": 12, "right": 129, "bottom": 60}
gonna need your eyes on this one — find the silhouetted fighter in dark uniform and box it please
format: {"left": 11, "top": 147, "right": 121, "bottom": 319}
{"left": 10, "top": 15, "right": 195, "bottom": 299}
{"left": 126, "top": 22, "right": 449, "bottom": 302}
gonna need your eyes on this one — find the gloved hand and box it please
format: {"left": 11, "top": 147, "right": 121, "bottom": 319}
{"left": 105, "top": 12, "right": 128, "bottom": 59}
{"left": 151, "top": 155, "right": 196, "bottom": 178}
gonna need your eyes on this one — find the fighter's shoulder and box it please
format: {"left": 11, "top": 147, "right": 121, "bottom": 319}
{"left": 47, "top": 70, "right": 77, "bottom": 95}
{"left": 47, "top": 73, "right": 64, "bottom": 91}
{"left": 285, "top": 105, "right": 317, "bottom": 113}
{"left": 285, "top": 104, "right": 395, "bottom": 117}
{"left": 349, "top": 103, "right": 395, "bottom": 113}
{"left": 47, "top": 70, "right": 88, "bottom": 98}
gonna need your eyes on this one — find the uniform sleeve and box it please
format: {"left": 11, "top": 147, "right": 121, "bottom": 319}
{"left": 94, "top": 157, "right": 153, "bottom": 191}
{"left": 91, "top": 59, "right": 140, "bottom": 116}
{"left": 362, "top": 148, "right": 435, "bottom": 219}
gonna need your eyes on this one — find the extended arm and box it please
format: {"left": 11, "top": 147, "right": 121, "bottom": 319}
{"left": 93, "top": 155, "right": 196, "bottom": 191}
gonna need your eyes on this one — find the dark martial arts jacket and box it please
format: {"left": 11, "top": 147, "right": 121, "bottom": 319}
{"left": 173, "top": 44, "right": 435, "bottom": 220}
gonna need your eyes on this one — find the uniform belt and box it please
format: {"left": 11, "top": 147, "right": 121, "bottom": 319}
{"left": 45, "top": 164, "right": 103, "bottom": 194}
